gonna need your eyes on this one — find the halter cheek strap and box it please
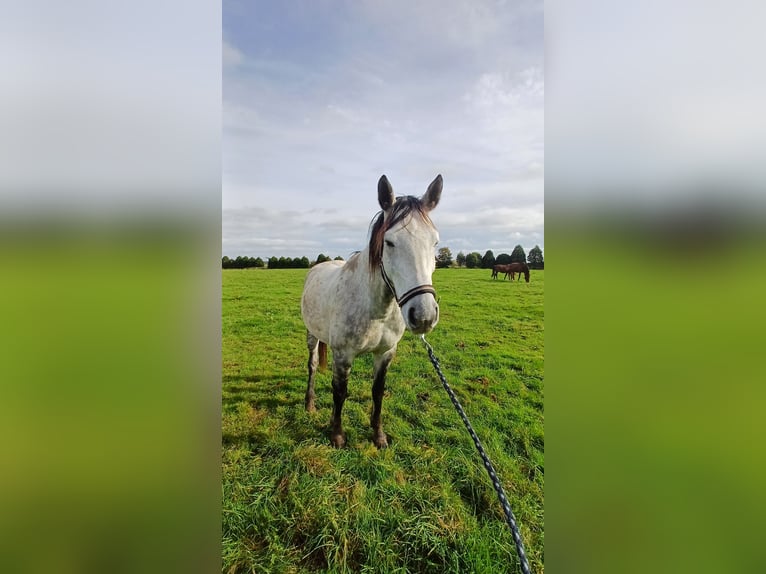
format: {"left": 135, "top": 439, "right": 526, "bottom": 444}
{"left": 380, "top": 264, "right": 437, "bottom": 308}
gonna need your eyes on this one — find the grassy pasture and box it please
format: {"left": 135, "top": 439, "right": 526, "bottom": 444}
{"left": 223, "top": 267, "right": 544, "bottom": 573}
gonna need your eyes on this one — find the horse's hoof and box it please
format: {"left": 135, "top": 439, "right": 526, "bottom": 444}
{"left": 373, "top": 433, "right": 389, "bottom": 449}
{"left": 331, "top": 433, "right": 346, "bottom": 448}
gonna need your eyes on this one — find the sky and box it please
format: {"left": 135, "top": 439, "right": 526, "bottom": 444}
{"left": 223, "top": 0, "right": 544, "bottom": 260}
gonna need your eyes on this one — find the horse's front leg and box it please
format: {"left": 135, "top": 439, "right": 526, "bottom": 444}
{"left": 371, "top": 349, "right": 395, "bottom": 448}
{"left": 330, "top": 354, "right": 351, "bottom": 448}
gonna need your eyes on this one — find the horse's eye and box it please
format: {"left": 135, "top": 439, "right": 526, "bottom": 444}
{"left": 385, "top": 240, "right": 394, "bottom": 248}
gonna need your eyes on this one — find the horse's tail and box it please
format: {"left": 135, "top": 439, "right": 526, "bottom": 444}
{"left": 318, "top": 341, "right": 328, "bottom": 371}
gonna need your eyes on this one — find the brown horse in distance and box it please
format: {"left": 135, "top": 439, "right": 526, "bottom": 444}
{"left": 506, "top": 262, "right": 530, "bottom": 282}
{"left": 492, "top": 264, "right": 514, "bottom": 280}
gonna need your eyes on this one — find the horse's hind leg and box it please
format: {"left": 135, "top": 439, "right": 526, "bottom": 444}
{"left": 330, "top": 353, "right": 351, "bottom": 448}
{"left": 371, "top": 349, "right": 395, "bottom": 448}
{"left": 305, "top": 332, "right": 319, "bottom": 412}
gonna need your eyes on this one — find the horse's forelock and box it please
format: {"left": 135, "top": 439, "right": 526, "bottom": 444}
{"left": 367, "top": 196, "right": 432, "bottom": 272}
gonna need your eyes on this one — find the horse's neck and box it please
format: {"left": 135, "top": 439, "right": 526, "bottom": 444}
{"left": 351, "top": 249, "right": 397, "bottom": 316}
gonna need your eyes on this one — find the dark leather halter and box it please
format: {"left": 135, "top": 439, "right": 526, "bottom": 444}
{"left": 379, "top": 263, "right": 436, "bottom": 308}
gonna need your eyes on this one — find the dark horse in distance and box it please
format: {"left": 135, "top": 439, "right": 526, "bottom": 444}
{"left": 506, "top": 262, "right": 530, "bottom": 282}
{"left": 491, "top": 264, "right": 514, "bottom": 280}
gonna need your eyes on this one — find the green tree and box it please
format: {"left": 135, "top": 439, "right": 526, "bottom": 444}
{"left": 334, "top": 256, "right": 344, "bottom": 261}
{"left": 298, "top": 256, "right": 310, "bottom": 268}
{"left": 267, "top": 256, "right": 279, "bottom": 269}
{"left": 510, "top": 245, "right": 526, "bottom": 264}
{"left": 222, "top": 256, "right": 232, "bottom": 269}
{"left": 254, "top": 257, "right": 265, "bottom": 268}
{"left": 316, "top": 253, "right": 331, "bottom": 265}
{"left": 481, "top": 250, "right": 495, "bottom": 269}
{"left": 435, "top": 247, "right": 453, "bottom": 269}
{"left": 456, "top": 252, "right": 466, "bottom": 267}
{"left": 527, "top": 245, "right": 544, "bottom": 269}
{"left": 465, "top": 252, "right": 482, "bottom": 268}
{"left": 495, "top": 252, "right": 512, "bottom": 265}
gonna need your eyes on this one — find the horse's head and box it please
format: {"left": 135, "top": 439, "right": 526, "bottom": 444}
{"left": 371, "top": 174, "right": 442, "bottom": 334}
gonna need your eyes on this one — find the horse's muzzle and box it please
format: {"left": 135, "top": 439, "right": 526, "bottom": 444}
{"left": 403, "top": 290, "right": 439, "bottom": 334}
{"left": 379, "top": 266, "right": 439, "bottom": 333}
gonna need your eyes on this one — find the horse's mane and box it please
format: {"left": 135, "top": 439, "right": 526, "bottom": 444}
{"left": 368, "top": 196, "right": 433, "bottom": 272}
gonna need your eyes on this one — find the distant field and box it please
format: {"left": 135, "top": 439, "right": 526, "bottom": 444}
{"left": 222, "top": 267, "right": 544, "bottom": 573}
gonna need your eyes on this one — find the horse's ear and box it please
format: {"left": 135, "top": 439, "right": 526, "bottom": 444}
{"left": 422, "top": 174, "right": 442, "bottom": 211}
{"left": 378, "top": 175, "right": 394, "bottom": 211}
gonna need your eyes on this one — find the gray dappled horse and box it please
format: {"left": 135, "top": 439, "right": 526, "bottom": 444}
{"left": 301, "top": 175, "right": 442, "bottom": 448}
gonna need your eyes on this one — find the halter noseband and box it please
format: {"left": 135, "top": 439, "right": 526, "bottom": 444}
{"left": 379, "top": 263, "right": 436, "bottom": 308}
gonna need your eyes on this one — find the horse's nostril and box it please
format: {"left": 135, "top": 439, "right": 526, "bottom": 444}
{"left": 408, "top": 306, "right": 418, "bottom": 326}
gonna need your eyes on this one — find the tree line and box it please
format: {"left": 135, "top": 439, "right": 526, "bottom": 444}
{"left": 436, "top": 244, "right": 544, "bottom": 269}
{"left": 221, "top": 254, "right": 345, "bottom": 269}
{"left": 223, "top": 245, "right": 543, "bottom": 270}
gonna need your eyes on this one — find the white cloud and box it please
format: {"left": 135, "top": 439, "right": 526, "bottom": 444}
{"left": 222, "top": 39, "right": 243, "bottom": 68}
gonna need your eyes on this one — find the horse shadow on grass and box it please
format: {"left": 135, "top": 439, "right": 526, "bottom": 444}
{"left": 223, "top": 369, "right": 409, "bottom": 452}
{"left": 223, "top": 370, "right": 340, "bottom": 446}
{"left": 223, "top": 375, "right": 303, "bottom": 409}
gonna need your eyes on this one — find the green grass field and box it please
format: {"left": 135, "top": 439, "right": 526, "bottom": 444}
{"left": 223, "top": 267, "right": 544, "bottom": 573}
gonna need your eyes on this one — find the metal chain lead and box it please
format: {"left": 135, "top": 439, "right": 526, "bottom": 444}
{"left": 420, "top": 335, "right": 532, "bottom": 574}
